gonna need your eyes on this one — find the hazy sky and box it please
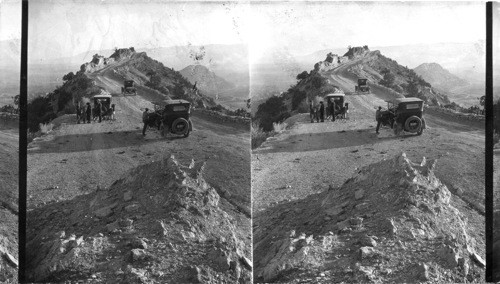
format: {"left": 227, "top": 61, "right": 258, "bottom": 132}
{"left": 249, "top": 1, "right": 485, "bottom": 60}
{"left": 0, "top": 0, "right": 21, "bottom": 41}
{"left": 28, "top": 0, "right": 250, "bottom": 63}
{"left": 3, "top": 0, "right": 486, "bottom": 65}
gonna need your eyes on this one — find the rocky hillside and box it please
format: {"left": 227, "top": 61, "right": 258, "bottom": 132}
{"left": 180, "top": 64, "right": 235, "bottom": 97}
{"left": 414, "top": 63, "right": 469, "bottom": 92}
{"left": 27, "top": 47, "right": 218, "bottom": 131}
{"left": 342, "top": 47, "right": 450, "bottom": 105}
{"left": 254, "top": 46, "right": 453, "bottom": 131}
{"left": 27, "top": 155, "right": 251, "bottom": 283}
{"left": 254, "top": 153, "right": 484, "bottom": 283}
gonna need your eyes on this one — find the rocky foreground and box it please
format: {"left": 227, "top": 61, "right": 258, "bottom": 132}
{"left": 254, "top": 153, "right": 484, "bottom": 283}
{"left": 27, "top": 156, "right": 251, "bottom": 283}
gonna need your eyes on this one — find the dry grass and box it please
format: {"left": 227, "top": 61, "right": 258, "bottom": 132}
{"left": 252, "top": 123, "right": 273, "bottom": 149}
{"left": 272, "top": 121, "right": 288, "bottom": 133}
{"left": 39, "top": 123, "right": 54, "bottom": 134}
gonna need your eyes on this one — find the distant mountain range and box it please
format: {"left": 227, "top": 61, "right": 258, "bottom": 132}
{"left": 413, "top": 63, "right": 469, "bottom": 92}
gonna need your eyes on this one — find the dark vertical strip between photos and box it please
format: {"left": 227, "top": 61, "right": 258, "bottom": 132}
{"left": 486, "top": 1, "right": 493, "bottom": 282}
{"left": 19, "top": 0, "right": 28, "bottom": 282}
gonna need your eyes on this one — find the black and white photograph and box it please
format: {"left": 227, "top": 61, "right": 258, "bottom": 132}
{"left": 250, "top": 2, "right": 486, "bottom": 283}
{"left": 25, "top": 1, "right": 251, "bottom": 282}
{"left": 0, "top": 0, "right": 20, "bottom": 283}
{"left": 0, "top": 0, "right": 498, "bottom": 283}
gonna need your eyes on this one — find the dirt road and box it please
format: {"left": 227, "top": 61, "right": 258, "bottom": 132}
{"left": 28, "top": 95, "right": 250, "bottom": 211}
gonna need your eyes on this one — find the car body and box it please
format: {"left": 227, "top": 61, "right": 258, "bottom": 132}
{"left": 121, "top": 80, "right": 137, "bottom": 95}
{"left": 153, "top": 99, "right": 193, "bottom": 137}
{"left": 385, "top": 97, "right": 425, "bottom": 135}
{"left": 92, "top": 94, "right": 113, "bottom": 119}
{"left": 324, "top": 93, "right": 346, "bottom": 118}
{"left": 355, "top": 78, "right": 370, "bottom": 93}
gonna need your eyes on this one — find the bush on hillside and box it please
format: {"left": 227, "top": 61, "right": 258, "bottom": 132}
{"left": 296, "top": 71, "right": 309, "bottom": 81}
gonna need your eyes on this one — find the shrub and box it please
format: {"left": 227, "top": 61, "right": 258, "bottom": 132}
{"left": 39, "top": 122, "right": 54, "bottom": 134}
{"left": 273, "top": 121, "right": 287, "bottom": 133}
{"left": 251, "top": 122, "right": 272, "bottom": 149}
{"left": 296, "top": 71, "right": 309, "bottom": 81}
{"left": 291, "top": 90, "right": 306, "bottom": 110}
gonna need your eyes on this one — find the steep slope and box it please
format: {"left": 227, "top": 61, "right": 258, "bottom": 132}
{"left": 27, "top": 155, "right": 251, "bottom": 283}
{"left": 414, "top": 63, "right": 469, "bottom": 92}
{"left": 254, "top": 47, "right": 453, "bottom": 131}
{"left": 0, "top": 124, "right": 18, "bottom": 283}
{"left": 254, "top": 153, "right": 484, "bottom": 283}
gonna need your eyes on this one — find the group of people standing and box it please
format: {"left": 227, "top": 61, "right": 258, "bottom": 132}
{"left": 309, "top": 99, "right": 348, "bottom": 123}
{"left": 76, "top": 101, "right": 114, "bottom": 124}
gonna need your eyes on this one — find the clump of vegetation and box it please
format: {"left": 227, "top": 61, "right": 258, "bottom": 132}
{"left": 0, "top": 95, "right": 19, "bottom": 114}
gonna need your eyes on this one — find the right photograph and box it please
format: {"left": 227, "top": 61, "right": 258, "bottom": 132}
{"left": 251, "top": 2, "right": 486, "bottom": 283}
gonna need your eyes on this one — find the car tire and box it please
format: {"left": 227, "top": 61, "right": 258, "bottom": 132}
{"left": 172, "top": 117, "right": 189, "bottom": 136}
{"left": 405, "top": 116, "right": 422, "bottom": 133}
{"left": 417, "top": 118, "right": 426, "bottom": 135}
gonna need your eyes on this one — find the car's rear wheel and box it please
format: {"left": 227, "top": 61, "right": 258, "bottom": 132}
{"left": 405, "top": 116, "right": 422, "bottom": 133}
{"left": 172, "top": 118, "right": 189, "bottom": 136}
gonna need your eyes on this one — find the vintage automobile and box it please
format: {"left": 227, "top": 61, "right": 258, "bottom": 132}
{"left": 324, "top": 93, "right": 347, "bottom": 119}
{"left": 92, "top": 94, "right": 113, "bottom": 120}
{"left": 355, "top": 78, "right": 370, "bottom": 94}
{"left": 152, "top": 99, "right": 193, "bottom": 137}
{"left": 386, "top": 97, "right": 426, "bottom": 135}
{"left": 121, "top": 80, "right": 137, "bottom": 96}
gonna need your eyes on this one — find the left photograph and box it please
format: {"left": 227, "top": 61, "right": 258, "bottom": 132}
{"left": 0, "top": 0, "right": 20, "bottom": 283}
{"left": 26, "top": 1, "right": 251, "bottom": 283}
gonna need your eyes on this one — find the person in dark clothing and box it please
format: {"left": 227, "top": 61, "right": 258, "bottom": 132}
{"left": 86, "top": 102, "right": 92, "bottom": 123}
{"left": 375, "top": 106, "right": 382, "bottom": 134}
{"left": 327, "top": 99, "right": 334, "bottom": 121}
{"left": 142, "top": 108, "right": 149, "bottom": 136}
{"left": 95, "top": 101, "right": 103, "bottom": 123}
{"left": 319, "top": 101, "right": 325, "bottom": 122}
{"left": 76, "top": 102, "right": 81, "bottom": 124}
{"left": 331, "top": 100, "right": 336, "bottom": 122}
{"left": 309, "top": 101, "right": 315, "bottom": 123}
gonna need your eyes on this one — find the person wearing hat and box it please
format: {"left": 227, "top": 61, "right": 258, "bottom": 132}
{"left": 142, "top": 108, "right": 150, "bottom": 136}
{"left": 375, "top": 106, "right": 382, "bottom": 134}
{"left": 319, "top": 101, "right": 325, "bottom": 122}
{"left": 85, "top": 102, "right": 92, "bottom": 123}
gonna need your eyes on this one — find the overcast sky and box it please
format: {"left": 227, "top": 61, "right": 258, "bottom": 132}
{"left": 0, "top": 0, "right": 21, "bottom": 41}
{"left": 0, "top": 0, "right": 487, "bottom": 65}
{"left": 28, "top": 0, "right": 250, "bottom": 63}
{"left": 249, "top": 2, "right": 485, "bottom": 60}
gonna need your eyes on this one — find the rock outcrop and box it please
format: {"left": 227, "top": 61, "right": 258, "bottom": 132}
{"left": 27, "top": 155, "right": 251, "bottom": 283}
{"left": 254, "top": 153, "right": 484, "bottom": 283}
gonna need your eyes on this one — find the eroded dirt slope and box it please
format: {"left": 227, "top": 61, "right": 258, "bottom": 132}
{"left": 0, "top": 124, "right": 18, "bottom": 283}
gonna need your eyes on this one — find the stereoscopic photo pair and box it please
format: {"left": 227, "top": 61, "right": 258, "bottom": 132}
{"left": 0, "top": 1, "right": 498, "bottom": 283}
